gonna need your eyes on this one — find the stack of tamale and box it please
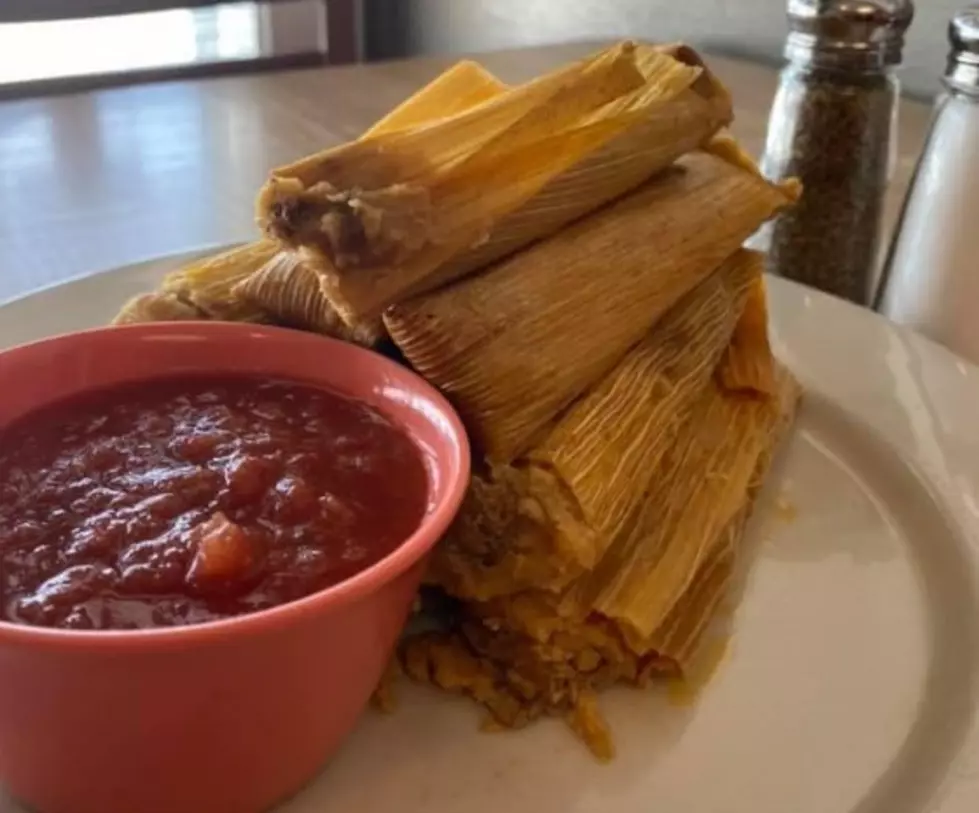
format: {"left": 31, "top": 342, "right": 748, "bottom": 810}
{"left": 395, "top": 246, "right": 798, "bottom": 761}
{"left": 112, "top": 41, "right": 802, "bottom": 760}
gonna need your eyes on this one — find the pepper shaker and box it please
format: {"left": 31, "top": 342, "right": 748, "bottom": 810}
{"left": 876, "top": 8, "right": 979, "bottom": 365}
{"left": 751, "top": 0, "right": 913, "bottom": 305}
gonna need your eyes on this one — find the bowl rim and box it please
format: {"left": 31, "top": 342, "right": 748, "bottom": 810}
{"left": 0, "top": 321, "right": 471, "bottom": 652}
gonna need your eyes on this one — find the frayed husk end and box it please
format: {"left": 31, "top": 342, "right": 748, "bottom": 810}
{"left": 158, "top": 241, "right": 277, "bottom": 323}
{"left": 113, "top": 292, "right": 206, "bottom": 325}
{"left": 232, "top": 250, "right": 385, "bottom": 345}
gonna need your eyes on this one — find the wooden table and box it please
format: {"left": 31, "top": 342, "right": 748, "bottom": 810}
{"left": 0, "top": 43, "right": 934, "bottom": 304}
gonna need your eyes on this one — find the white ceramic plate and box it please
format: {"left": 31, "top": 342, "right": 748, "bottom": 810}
{"left": 1, "top": 254, "right": 979, "bottom": 813}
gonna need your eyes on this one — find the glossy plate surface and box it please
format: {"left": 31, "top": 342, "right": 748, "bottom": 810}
{"left": 1, "top": 253, "right": 977, "bottom": 813}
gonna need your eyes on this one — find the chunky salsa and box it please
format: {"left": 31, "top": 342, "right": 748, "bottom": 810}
{"left": 0, "top": 375, "right": 430, "bottom": 630}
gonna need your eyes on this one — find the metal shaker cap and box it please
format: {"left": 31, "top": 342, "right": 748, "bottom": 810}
{"left": 786, "top": 0, "right": 915, "bottom": 67}
{"left": 946, "top": 7, "right": 979, "bottom": 94}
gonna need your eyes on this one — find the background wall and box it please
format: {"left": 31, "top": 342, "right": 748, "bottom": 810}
{"left": 364, "top": 0, "right": 961, "bottom": 100}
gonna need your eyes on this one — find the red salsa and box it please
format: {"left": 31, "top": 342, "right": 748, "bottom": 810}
{"left": 0, "top": 375, "right": 430, "bottom": 630}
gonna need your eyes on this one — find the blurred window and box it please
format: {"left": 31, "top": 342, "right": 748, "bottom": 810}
{"left": 0, "top": 1, "right": 329, "bottom": 85}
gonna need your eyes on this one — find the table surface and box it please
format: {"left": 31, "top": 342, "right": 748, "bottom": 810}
{"left": 0, "top": 42, "right": 934, "bottom": 304}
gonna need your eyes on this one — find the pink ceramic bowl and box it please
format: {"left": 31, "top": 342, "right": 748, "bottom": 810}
{"left": 0, "top": 322, "right": 470, "bottom": 813}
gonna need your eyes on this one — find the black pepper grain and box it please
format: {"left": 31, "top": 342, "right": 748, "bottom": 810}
{"left": 756, "top": 67, "right": 897, "bottom": 305}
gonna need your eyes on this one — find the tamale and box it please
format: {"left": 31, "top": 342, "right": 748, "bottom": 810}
{"left": 387, "top": 149, "right": 798, "bottom": 463}
{"left": 258, "top": 42, "right": 653, "bottom": 259}
{"left": 527, "top": 249, "right": 766, "bottom": 551}
{"left": 419, "top": 43, "right": 734, "bottom": 297}
{"left": 477, "top": 362, "right": 800, "bottom": 672}
{"left": 159, "top": 241, "right": 279, "bottom": 322}
{"left": 563, "top": 366, "right": 802, "bottom": 643}
{"left": 112, "top": 292, "right": 205, "bottom": 325}
{"left": 402, "top": 360, "right": 800, "bottom": 760}
{"left": 232, "top": 250, "right": 385, "bottom": 345}
{"left": 257, "top": 42, "right": 733, "bottom": 322}
{"left": 411, "top": 503, "right": 763, "bottom": 730}
{"left": 453, "top": 511, "right": 752, "bottom": 684}
{"left": 427, "top": 251, "right": 762, "bottom": 601}
{"left": 612, "top": 304, "right": 800, "bottom": 658}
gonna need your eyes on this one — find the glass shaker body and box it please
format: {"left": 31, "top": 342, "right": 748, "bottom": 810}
{"left": 875, "top": 7, "right": 979, "bottom": 366}
{"left": 876, "top": 88, "right": 979, "bottom": 363}
{"left": 756, "top": 60, "right": 900, "bottom": 306}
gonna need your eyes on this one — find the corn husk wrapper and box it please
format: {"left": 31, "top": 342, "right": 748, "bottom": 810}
{"left": 402, "top": 44, "right": 736, "bottom": 302}
{"left": 232, "top": 250, "right": 384, "bottom": 345}
{"left": 387, "top": 147, "right": 798, "bottom": 463}
{"left": 426, "top": 250, "right": 764, "bottom": 601}
{"left": 642, "top": 498, "right": 746, "bottom": 671}
{"left": 365, "top": 60, "right": 507, "bottom": 137}
{"left": 528, "top": 249, "right": 766, "bottom": 558}
{"left": 617, "top": 358, "right": 799, "bottom": 664}
{"left": 635, "top": 348, "right": 795, "bottom": 670}
{"left": 158, "top": 240, "right": 279, "bottom": 322}
{"left": 112, "top": 292, "right": 205, "bottom": 325}
{"left": 257, "top": 42, "right": 733, "bottom": 323}
{"left": 718, "top": 275, "right": 777, "bottom": 396}
{"left": 563, "top": 365, "right": 802, "bottom": 642}
{"left": 259, "top": 42, "right": 653, "bottom": 258}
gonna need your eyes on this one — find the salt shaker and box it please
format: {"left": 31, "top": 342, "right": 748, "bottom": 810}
{"left": 876, "top": 8, "right": 979, "bottom": 365}
{"left": 752, "top": 0, "right": 913, "bottom": 305}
